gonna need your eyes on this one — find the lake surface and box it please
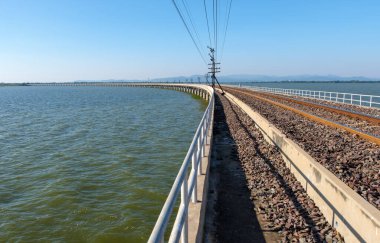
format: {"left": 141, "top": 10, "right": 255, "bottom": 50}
{"left": 0, "top": 86, "right": 206, "bottom": 242}
{"left": 230, "top": 82, "right": 380, "bottom": 96}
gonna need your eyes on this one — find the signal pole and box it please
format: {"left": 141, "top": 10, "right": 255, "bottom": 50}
{"left": 208, "top": 47, "right": 225, "bottom": 94}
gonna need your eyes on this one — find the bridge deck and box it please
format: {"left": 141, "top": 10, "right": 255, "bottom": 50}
{"left": 204, "top": 94, "right": 277, "bottom": 242}
{"left": 204, "top": 92, "right": 343, "bottom": 242}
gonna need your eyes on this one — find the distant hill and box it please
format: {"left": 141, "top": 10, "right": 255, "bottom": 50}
{"left": 22, "top": 75, "right": 377, "bottom": 84}
{"left": 220, "top": 75, "right": 379, "bottom": 82}
{"left": 159, "top": 74, "right": 380, "bottom": 82}
{"left": 4, "top": 74, "right": 380, "bottom": 86}
{"left": 151, "top": 74, "right": 379, "bottom": 83}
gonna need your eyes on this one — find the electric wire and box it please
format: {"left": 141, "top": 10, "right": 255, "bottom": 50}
{"left": 213, "top": 0, "right": 216, "bottom": 54}
{"left": 203, "top": 0, "right": 212, "bottom": 47}
{"left": 220, "top": 0, "right": 233, "bottom": 61}
{"left": 172, "top": 0, "right": 208, "bottom": 64}
{"left": 215, "top": 0, "right": 218, "bottom": 60}
{"left": 180, "top": 0, "right": 204, "bottom": 54}
{"left": 171, "top": 0, "right": 232, "bottom": 74}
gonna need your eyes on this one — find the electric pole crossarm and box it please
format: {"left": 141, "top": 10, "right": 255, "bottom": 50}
{"left": 207, "top": 46, "right": 224, "bottom": 95}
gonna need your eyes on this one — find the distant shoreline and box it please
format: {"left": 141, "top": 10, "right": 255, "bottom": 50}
{"left": 1, "top": 80, "right": 380, "bottom": 86}
{"left": 0, "top": 83, "right": 30, "bottom": 86}
{"left": 224, "top": 80, "right": 380, "bottom": 84}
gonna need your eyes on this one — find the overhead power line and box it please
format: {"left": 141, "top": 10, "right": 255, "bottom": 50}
{"left": 220, "top": 0, "right": 233, "bottom": 61}
{"left": 212, "top": 0, "right": 216, "bottom": 53}
{"left": 181, "top": 0, "right": 204, "bottom": 53}
{"left": 215, "top": 0, "right": 218, "bottom": 60}
{"left": 203, "top": 0, "right": 212, "bottom": 46}
{"left": 171, "top": 0, "right": 233, "bottom": 74}
{"left": 212, "top": 0, "right": 220, "bottom": 60}
{"left": 172, "top": 0, "right": 207, "bottom": 64}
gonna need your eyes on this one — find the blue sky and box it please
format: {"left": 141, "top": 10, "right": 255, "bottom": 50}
{"left": 0, "top": 0, "right": 379, "bottom": 82}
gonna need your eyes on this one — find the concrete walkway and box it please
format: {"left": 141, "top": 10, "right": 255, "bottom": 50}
{"left": 203, "top": 95, "right": 279, "bottom": 243}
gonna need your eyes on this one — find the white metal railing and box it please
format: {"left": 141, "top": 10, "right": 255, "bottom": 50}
{"left": 237, "top": 85, "right": 380, "bottom": 109}
{"left": 148, "top": 88, "right": 214, "bottom": 243}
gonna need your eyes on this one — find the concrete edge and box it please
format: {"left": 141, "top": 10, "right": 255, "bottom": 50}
{"left": 159, "top": 84, "right": 214, "bottom": 243}
{"left": 223, "top": 91, "right": 380, "bottom": 243}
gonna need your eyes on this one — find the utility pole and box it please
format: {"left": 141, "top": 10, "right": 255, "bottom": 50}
{"left": 208, "top": 47, "right": 225, "bottom": 94}
{"left": 208, "top": 47, "right": 219, "bottom": 88}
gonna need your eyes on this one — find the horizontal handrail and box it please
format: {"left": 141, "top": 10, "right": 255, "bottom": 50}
{"left": 148, "top": 86, "right": 214, "bottom": 243}
{"left": 235, "top": 85, "right": 380, "bottom": 109}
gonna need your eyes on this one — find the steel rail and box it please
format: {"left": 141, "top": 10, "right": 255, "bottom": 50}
{"left": 229, "top": 87, "right": 380, "bottom": 125}
{"left": 227, "top": 88, "right": 380, "bottom": 146}
{"left": 148, "top": 88, "right": 214, "bottom": 243}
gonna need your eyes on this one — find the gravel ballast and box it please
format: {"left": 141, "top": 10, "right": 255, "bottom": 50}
{"left": 213, "top": 92, "right": 343, "bottom": 242}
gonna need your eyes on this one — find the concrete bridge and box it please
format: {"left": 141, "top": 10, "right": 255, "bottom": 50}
{"left": 30, "top": 82, "right": 380, "bottom": 242}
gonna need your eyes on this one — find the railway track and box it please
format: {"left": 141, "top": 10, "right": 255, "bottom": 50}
{"left": 223, "top": 87, "right": 380, "bottom": 210}
{"left": 247, "top": 89, "right": 380, "bottom": 124}
{"left": 285, "top": 92, "right": 380, "bottom": 119}
{"left": 212, "top": 93, "right": 343, "bottom": 241}
{"left": 225, "top": 87, "right": 380, "bottom": 146}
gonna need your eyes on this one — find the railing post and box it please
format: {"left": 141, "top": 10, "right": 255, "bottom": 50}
{"left": 199, "top": 122, "right": 206, "bottom": 175}
{"left": 201, "top": 123, "right": 206, "bottom": 157}
{"left": 197, "top": 134, "right": 202, "bottom": 176}
{"left": 370, "top": 96, "right": 373, "bottom": 107}
{"left": 204, "top": 117, "right": 209, "bottom": 145}
{"left": 181, "top": 178, "right": 189, "bottom": 243}
{"left": 360, "top": 95, "right": 362, "bottom": 106}
{"left": 191, "top": 147, "right": 198, "bottom": 203}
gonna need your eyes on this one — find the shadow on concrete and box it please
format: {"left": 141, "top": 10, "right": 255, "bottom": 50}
{"left": 203, "top": 94, "right": 266, "bottom": 243}
{"left": 223, "top": 94, "right": 324, "bottom": 242}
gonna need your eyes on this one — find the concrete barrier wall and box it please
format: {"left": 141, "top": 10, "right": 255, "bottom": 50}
{"left": 224, "top": 91, "right": 380, "bottom": 243}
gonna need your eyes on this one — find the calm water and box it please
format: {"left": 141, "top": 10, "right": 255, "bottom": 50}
{"left": 0, "top": 86, "right": 206, "bottom": 242}
{"left": 233, "top": 82, "right": 380, "bottom": 96}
